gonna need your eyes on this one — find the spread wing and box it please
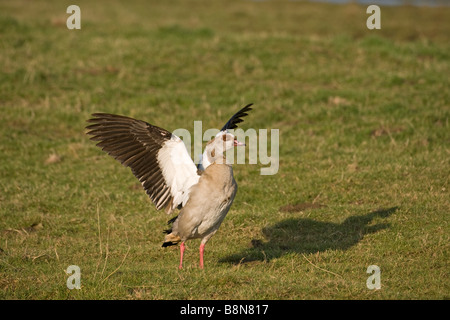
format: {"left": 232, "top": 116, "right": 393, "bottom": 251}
{"left": 86, "top": 113, "right": 200, "bottom": 214}
{"left": 220, "top": 103, "right": 253, "bottom": 131}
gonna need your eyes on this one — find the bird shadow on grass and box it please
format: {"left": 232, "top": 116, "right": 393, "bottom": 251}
{"left": 220, "top": 207, "right": 398, "bottom": 265}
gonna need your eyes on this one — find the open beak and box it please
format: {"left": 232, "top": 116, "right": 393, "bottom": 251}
{"left": 234, "top": 139, "right": 245, "bottom": 147}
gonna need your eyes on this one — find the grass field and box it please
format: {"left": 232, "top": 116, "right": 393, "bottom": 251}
{"left": 0, "top": 0, "right": 449, "bottom": 300}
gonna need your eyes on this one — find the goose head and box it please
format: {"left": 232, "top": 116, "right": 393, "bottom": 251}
{"left": 197, "top": 103, "right": 252, "bottom": 171}
{"left": 201, "top": 131, "right": 245, "bottom": 168}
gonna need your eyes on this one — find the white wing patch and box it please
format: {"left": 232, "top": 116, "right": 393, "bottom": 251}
{"left": 157, "top": 135, "right": 200, "bottom": 213}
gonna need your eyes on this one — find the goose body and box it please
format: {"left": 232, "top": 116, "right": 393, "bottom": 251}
{"left": 164, "top": 161, "right": 237, "bottom": 268}
{"left": 86, "top": 104, "right": 252, "bottom": 269}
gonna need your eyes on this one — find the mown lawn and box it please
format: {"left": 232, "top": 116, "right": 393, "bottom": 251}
{"left": 0, "top": 0, "right": 448, "bottom": 299}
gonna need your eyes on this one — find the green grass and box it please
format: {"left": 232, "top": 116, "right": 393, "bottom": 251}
{"left": 0, "top": 0, "right": 449, "bottom": 299}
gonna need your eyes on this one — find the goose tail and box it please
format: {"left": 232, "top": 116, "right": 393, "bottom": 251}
{"left": 162, "top": 233, "right": 182, "bottom": 247}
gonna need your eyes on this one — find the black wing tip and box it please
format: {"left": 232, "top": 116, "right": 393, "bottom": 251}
{"left": 235, "top": 103, "right": 253, "bottom": 116}
{"left": 221, "top": 103, "right": 254, "bottom": 131}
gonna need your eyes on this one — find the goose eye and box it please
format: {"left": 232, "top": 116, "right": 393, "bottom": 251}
{"left": 222, "top": 134, "right": 232, "bottom": 141}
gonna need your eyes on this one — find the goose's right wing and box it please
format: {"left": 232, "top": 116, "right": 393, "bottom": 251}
{"left": 86, "top": 113, "right": 200, "bottom": 214}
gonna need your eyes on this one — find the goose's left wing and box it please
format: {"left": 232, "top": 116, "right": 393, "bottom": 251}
{"left": 220, "top": 103, "right": 253, "bottom": 132}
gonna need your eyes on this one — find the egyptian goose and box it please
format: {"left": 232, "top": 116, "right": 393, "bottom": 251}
{"left": 86, "top": 104, "right": 252, "bottom": 269}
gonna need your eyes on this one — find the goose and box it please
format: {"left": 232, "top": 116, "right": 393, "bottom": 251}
{"left": 86, "top": 103, "right": 252, "bottom": 269}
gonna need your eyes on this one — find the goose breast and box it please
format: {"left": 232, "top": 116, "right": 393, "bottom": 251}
{"left": 174, "top": 163, "right": 238, "bottom": 242}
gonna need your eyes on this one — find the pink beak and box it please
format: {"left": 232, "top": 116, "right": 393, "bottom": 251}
{"left": 234, "top": 139, "right": 245, "bottom": 147}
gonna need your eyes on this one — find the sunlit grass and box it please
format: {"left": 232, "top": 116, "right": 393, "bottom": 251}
{"left": 0, "top": 0, "right": 449, "bottom": 299}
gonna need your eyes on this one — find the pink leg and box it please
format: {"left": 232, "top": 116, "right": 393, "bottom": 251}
{"left": 179, "top": 242, "right": 185, "bottom": 270}
{"left": 199, "top": 243, "right": 205, "bottom": 269}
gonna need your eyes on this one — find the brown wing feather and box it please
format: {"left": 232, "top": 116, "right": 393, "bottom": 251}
{"left": 86, "top": 113, "right": 174, "bottom": 211}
